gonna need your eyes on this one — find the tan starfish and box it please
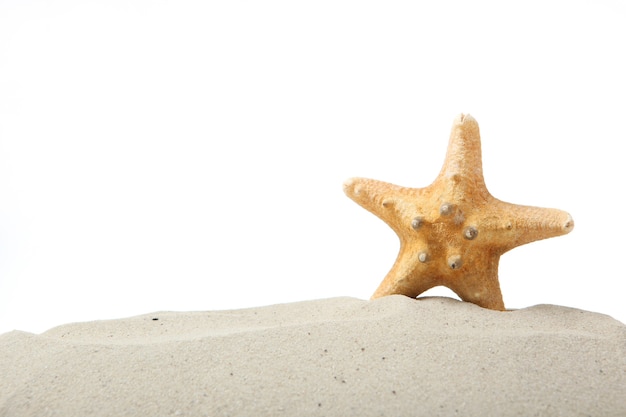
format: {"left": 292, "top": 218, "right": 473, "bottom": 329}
{"left": 343, "top": 114, "right": 574, "bottom": 310}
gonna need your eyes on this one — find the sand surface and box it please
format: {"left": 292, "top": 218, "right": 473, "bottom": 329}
{"left": 1, "top": 295, "right": 625, "bottom": 417}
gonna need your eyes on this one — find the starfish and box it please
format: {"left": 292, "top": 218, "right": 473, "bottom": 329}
{"left": 343, "top": 114, "right": 574, "bottom": 310}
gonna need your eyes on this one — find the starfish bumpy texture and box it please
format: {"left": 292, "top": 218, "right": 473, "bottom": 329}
{"left": 343, "top": 114, "right": 573, "bottom": 310}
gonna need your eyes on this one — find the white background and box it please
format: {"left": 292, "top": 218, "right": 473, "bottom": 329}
{"left": 1, "top": 0, "right": 625, "bottom": 334}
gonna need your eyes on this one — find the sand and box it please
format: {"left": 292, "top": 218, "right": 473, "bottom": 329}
{"left": 1, "top": 295, "right": 625, "bottom": 416}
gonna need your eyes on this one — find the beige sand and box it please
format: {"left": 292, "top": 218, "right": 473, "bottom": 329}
{"left": 1, "top": 295, "right": 625, "bottom": 416}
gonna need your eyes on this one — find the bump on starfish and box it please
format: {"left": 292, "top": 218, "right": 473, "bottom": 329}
{"left": 343, "top": 114, "right": 574, "bottom": 311}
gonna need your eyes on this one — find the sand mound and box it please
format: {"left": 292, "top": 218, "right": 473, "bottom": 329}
{"left": 1, "top": 296, "right": 625, "bottom": 416}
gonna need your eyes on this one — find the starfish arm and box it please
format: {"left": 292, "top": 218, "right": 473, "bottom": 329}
{"left": 479, "top": 200, "right": 574, "bottom": 254}
{"left": 446, "top": 258, "right": 505, "bottom": 310}
{"left": 371, "top": 245, "right": 437, "bottom": 299}
{"left": 343, "top": 177, "right": 425, "bottom": 236}
{"left": 436, "top": 114, "right": 488, "bottom": 197}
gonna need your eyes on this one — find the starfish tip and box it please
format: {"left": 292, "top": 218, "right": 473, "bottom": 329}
{"left": 453, "top": 113, "right": 477, "bottom": 126}
{"left": 343, "top": 177, "right": 371, "bottom": 203}
{"left": 342, "top": 177, "right": 358, "bottom": 196}
{"left": 563, "top": 213, "right": 575, "bottom": 234}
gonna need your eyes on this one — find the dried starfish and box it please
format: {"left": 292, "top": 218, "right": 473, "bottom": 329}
{"left": 343, "top": 114, "right": 573, "bottom": 310}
